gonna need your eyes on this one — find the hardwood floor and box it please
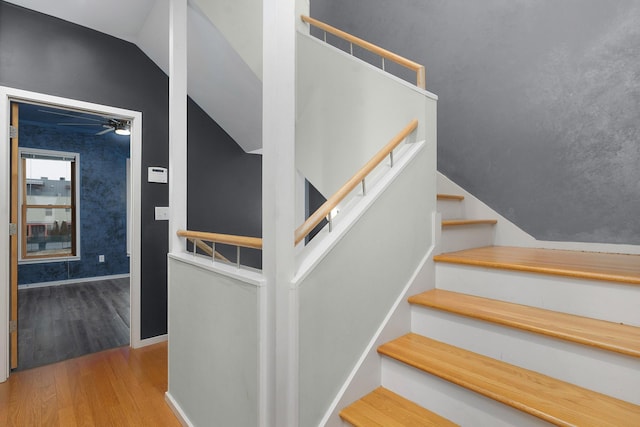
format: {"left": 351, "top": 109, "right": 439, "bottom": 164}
{"left": 17, "top": 278, "right": 130, "bottom": 371}
{"left": 0, "top": 342, "right": 181, "bottom": 426}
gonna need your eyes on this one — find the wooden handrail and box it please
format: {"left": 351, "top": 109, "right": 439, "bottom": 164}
{"left": 178, "top": 120, "right": 418, "bottom": 251}
{"left": 177, "top": 230, "right": 263, "bottom": 250}
{"left": 301, "top": 15, "right": 426, "bottom": 89}
{"left": 294, "top": 119, "right": 418, "bottom": 245}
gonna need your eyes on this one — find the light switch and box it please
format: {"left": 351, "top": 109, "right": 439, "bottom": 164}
{"left": 155, "top": 206, "right": 170, "bottom": 220}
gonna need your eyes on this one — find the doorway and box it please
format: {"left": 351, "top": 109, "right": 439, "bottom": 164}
{"left": 0, "top": 87, "right": 143, "bottom": 379}
{"left": 15, "top": 103, "right": 131, "bottom": 370}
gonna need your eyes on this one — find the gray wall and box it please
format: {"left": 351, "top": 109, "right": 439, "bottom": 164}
{"left": 312, "top": 0, "right": 640, "bottom": 244}
{"left": 1, "top": 2, "right": 263, "bottom": 337}
{"left": 187, "top": 99, "right": 262, "bottom": 269}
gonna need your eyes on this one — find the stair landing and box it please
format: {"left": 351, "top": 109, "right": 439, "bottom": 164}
{"left": 434, "top": 246, "right": 640, "bottom": 285}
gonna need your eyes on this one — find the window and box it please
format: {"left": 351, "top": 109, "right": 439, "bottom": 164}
{"left": 19, "top": 149, "right": 80, "bottom": 262}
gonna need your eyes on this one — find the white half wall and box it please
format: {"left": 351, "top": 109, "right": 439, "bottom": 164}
{"left": 296, "top": 138, "right": 436, "bottom": 427}
{"left": 167, "top": 254, "right": 265, "bottom": 426}
{"left": 296, "top": 32, "right": 437, "bottom": 197}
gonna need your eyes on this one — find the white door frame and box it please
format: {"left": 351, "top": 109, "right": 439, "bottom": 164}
{"left": 0, "top": 86, "right": 143, "bottom": 381}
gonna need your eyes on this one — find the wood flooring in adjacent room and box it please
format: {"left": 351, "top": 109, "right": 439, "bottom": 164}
{"left": 0, "top": 342, "right": 181, "bottom": 426}
{"left": 18, "top": 278, "right": 130, "bottom": 371}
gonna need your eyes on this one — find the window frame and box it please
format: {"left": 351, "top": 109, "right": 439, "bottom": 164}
{"left": 18, "top": 148, "right": 81, "bottom": 264}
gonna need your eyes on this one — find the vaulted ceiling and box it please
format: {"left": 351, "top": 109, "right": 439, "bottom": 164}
{"left": 4, "top": 0, "right": 263, "bottom": 153}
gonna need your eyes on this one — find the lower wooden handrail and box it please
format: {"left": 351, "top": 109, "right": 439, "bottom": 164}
{"left": 294, "top": 119, "right": 419, "bottom": 245}
{"left": 177, "top": 230, "right": 263, "bottom": 250}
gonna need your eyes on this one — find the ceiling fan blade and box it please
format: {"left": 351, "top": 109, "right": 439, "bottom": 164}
{"left": 39, "top": 109, "right": 105, "bottom": 122}
{"left": 58, "top": 123, "right": 103, "bottom": 126}
{"left": 96, "top": 127, "right": 115, "bottom": 136}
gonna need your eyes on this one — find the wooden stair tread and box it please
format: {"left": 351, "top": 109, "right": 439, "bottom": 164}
{"left": 441, "top": 219, "right": 497, "bottom": 227}
{"left": 379, "top": 334, "right": 640, "bottom": 426}
{"left": 434, "top": 246, "right": 640, "bottom": 285}
{"left": 409, "top": 289, "right": 640, "bottom": 357}
{"left": 339, "top": 386, "right": 458, "bottom": 427}
{"left": 437, "top": 193, "right": 464, "bottom": 201}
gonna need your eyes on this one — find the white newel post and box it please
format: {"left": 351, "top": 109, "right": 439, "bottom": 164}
{"left": 263, "top": 0, "right": 299, "bottom": 426}
{"left": 168, "top": 0, "right": 187, "bottom": 254}
{"left": 0, "top": 91, "right": 9, "bottom": 382}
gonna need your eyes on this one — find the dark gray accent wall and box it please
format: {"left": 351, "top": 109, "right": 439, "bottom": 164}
{"left": 305, "top": 179, "right": 327, "bottom": 243}
{"left": 187, "top": 99, "right": 262, "bottom": 269}
{"left": 0, "top": 1, "right": 169, "bottom": 338}
{"left": 312, "top": 0, "right": 640, "bottom": 244}
{"left": 1, "top": 2, "right": 263, "bottom": 338}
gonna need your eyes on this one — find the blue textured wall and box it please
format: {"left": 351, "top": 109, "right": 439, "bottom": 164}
{"left": 18, "top": 123, "right": 130, "bottom": 285}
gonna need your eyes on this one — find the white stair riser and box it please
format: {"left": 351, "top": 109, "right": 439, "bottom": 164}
{"left": 411, "top": 308, "right": 640, "bottom": 404}
{"left": 381, "top": 357, "right": 551, "bottom": 427}
{"left": 436, "top": 264, "right": 640, "bottom": 326}
{"left": 437, "top": 200, "right": 463, "bottom": 220}
{"left": 439, "top": 225, "right": 495, "bottom": 253}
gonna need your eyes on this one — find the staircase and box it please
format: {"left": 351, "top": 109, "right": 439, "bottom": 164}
{"left": 437, "top": 193, "right": 497, "bottom": 253}
{"left": 339, "top": 192, "right": 640, "bottom": 426}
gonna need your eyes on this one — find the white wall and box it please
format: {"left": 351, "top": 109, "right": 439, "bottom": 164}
{"left": 167, "top": 255, "right": 264, "bottom": 426}
{"left": 187, "top": 5, "right": 263, "bottom": 152}
{"left": 192, "top": 0, "right": 263, "bottom": 79}
{"left": 296, "top": 32, "right": 437, "bottom": 197}
{"left": 136, "top": 0, "right": 264, "bottom": 153}
{"left": 295, "top": 138, "right": 436, "bottom": 426}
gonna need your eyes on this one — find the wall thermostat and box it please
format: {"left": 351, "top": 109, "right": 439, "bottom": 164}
{"left": 148, "top": 167, "right": 168, "bottom": 183}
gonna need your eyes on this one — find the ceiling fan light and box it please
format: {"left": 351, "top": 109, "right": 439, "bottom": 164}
{"left": 115, "top": 122, "right": 131, "bottom": 136}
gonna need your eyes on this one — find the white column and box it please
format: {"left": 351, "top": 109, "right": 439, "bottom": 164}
{"left": 0, "top": 90, "right": 9, "bottom": 382}
{"left": 263, "top": 0, "right": 298, "bottom": 426}
{"left": 296, "top": 0, "right": 310, "bottom": 33}
{"left": 168, "top": 0, "right": 188, "bottom": 253}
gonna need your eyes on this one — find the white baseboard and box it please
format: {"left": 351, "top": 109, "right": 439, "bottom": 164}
{"left": 165, "top": 391, "right": 194, "bottom": 427}
{"left": 530, "top": 239, "right": 640, "bottom": 255}
{"left": 133, "top": 333, "right": 167, "bottom": 349}
{"left": 437, "top": 172, "right": 640, "bottom": 254}
{"left": 18, "top": 273, "right": 130, "bottom": 290}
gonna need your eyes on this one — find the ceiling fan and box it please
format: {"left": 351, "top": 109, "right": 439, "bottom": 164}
{"left": 39, "top": 109, "right": 131, "bottom": 136}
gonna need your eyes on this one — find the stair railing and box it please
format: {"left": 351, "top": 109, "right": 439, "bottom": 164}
{"left": 301, "top": 15, "right": 426, "bottom": 89}
{"left": 177, "top": 120, "right": 418, "bottom": 258}
{"left": 294, "top": 119, "right": 418, "bottom": 246}
{"left": 191, "top": 237, "right": 231, "bottom": 263}
{"left": 177, "top": 229, "right": 262, "bottom": 269}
